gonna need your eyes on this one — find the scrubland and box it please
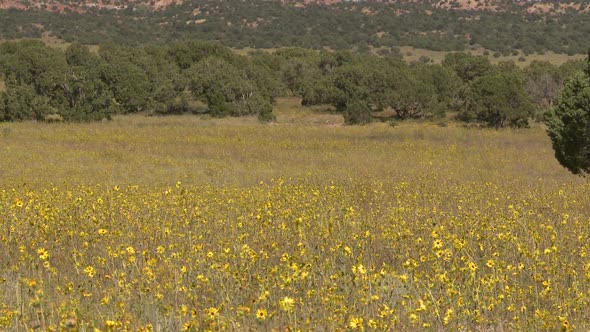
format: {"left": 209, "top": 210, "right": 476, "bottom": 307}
{"left": 1, "top": 108, "right": 589, "bottom": 331}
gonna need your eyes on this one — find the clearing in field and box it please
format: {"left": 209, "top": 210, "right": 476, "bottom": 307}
{"left": 397, "top": 46, "right": 585, "bottom": 67}
{"left": 0, "top": 109, "right": 588, "bottom": 331}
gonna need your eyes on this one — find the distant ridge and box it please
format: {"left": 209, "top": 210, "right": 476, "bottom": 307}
{"left": 0, "top": 0, "right": 588, "bottom": 54}
{"left": 0, "top": 0, "right": 588, "bottom": 13}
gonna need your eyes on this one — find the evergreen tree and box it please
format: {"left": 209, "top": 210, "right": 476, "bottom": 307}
{"left": 544, "top": 52, "right": 590, "bottom": 174}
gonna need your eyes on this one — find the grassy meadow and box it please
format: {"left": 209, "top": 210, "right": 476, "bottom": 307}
{"left": 1, "top": 100, "right": 590, "bottom": 331}
{"left": 396, "top": 46, "right": 585, "bottom": 67}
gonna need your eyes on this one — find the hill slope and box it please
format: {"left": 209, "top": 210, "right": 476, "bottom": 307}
{"left": 0, "top": 0, "right": 588, "bottom": 54}
{"left": 1, "top": 0, "right": 588, "bottom": 13}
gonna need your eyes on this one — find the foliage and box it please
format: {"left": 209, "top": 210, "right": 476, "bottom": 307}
{"left": 188, "top": 56, "right": 273, "bottom": 119}
{"left": 388, "top": 65, "right": 445, "bottom": 120}
{"left": 0, "top": 40, "right": 68, "bottom": 95}
{"left": 0, "top": 83, "right": 54, "bottom": 121}
{"left": 167, "top": 40, "right": 236, "bottom": 70}
{"left": 0, "top": 40, "right": 280, "bottom": 122}
{"left": 415, "top": 64, "right": 462, "bottom": 107}
{"left": 544, "top": 60, "right": 590, "bottom": 175}
{"left": 324, "top": 57, "right": 455, "bottom": 123}
{"left": 98, "top": 44, "right": 159, "bottom": 113}
{"left": 442, "top": 52, "right": 494, "bottom": 83}
{"left": 459, "top": 71, "right": 535, "bottom": 128}
{"left": 0, "top": 39, "right": 585, "bottom": 125}
{"left": 0, "top": 40, "right": 119, "bottom": 121}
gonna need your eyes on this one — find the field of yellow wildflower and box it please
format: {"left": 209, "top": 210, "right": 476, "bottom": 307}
{"left": 1, "top": 110, "right": 589, "bottom": 331}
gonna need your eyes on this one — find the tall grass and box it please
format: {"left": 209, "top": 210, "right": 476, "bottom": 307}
{"left": 0, "top": 112, "right": 588, "bottom": 331}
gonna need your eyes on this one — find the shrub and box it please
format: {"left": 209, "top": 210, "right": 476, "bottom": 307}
{"left": 343, "top": 101, "right": 372, "bottom": 125}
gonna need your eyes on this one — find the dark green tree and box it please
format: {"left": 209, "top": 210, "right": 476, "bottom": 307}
{"left": 460, "top": 71, "right": 534, "bottom": 128}
{"left": 327, "top": 57, "right": 448, "bottom": 123}
{"left": 396, "top": 64, "right": 459, "bottom": 119}
{"left": 188, "top": 56, "right": 274, "bottom": 120}
{"left": 386, "top": 67, "right": 438, "bottom": 120}
{"left": 544, "top": 54, "right": 590, "bottom": 175}
{"left": 60, "top": 43, "right": 120, "bottom": 121}
{"left": 98, "top": 44, "right": 159, "bottom": 114}
{"left": 0, "top": 41, "right": 119, "bottom": 121}
{"left": 0, "top": 40, "right": 68, "bottom": 96}
{"left": 416, "top": 64, "right": 462, "bottom": 104}
{"left": 65, "top": 43, "right": 97, "bottom": 67}
{"left": 143, "top": 45, "right": 186, "bottom": 114}
{"left": 559, "top": 59, "right": 586, "bottom": 80}
{"left": 442, "top": 52, "right": 494, "bottom": 83}
{"left": 279, "top": 55, "right": 322, "bottom": 96}
{"left": 167, "top": 40, "right": 235, "bottom": 70}
{"left": 0, "top": 83, "right": 55, "bottom": 121}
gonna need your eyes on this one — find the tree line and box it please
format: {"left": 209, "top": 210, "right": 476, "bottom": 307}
{"left": 0, "top": 40, "right": 585, "bottom": 127}
{"left": 0, "top": 40, "right": 278, "bottom": 122}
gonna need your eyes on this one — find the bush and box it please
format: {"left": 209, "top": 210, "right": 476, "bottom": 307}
{"left": 419, "top": 55, "right": 431, "bottom": 64}
{"left": 257, "top": 108, "right": 276, "bottom": 123}
{"left": 343, "top": 101, "right": 372, "bottom": 125}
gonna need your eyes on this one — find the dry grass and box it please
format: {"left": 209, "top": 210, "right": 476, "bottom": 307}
{"left": 39, "top": 32, "right": 71, "bottom": 50}
{"left": 1, "top": 111, "right": 589, "bottom": 331}
{"left": 0, "top": 103, "right": 574, "bottom": 188}
{"left": 397, "top": 46, "right": 449, "bottom": 64}
{"left": 471, "top": 48, "right": 585, "bottom": 67}
{"left": 0, "top": 79, "right": 5, "bottom": 92}
{"left": 273, "top": 97, "right": 341, "bottom": 125}
{"left": 398, "top": 46, "right": 584, "bottom": 67}
{"left": 231, "top": 47, "right": 278, "bottom": 56}
{"left": 0, "top": 33, "right": 100, "bottom": 53}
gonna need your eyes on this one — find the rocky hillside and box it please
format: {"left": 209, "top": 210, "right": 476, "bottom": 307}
{"left": 0, "top": 0, "right": 587, "bottom": 13}
{"left": 0, "top": 0, "right": 181, "bottom": 12}
{"left": 0, "top": 0, "right": 588, "bottom": 54}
